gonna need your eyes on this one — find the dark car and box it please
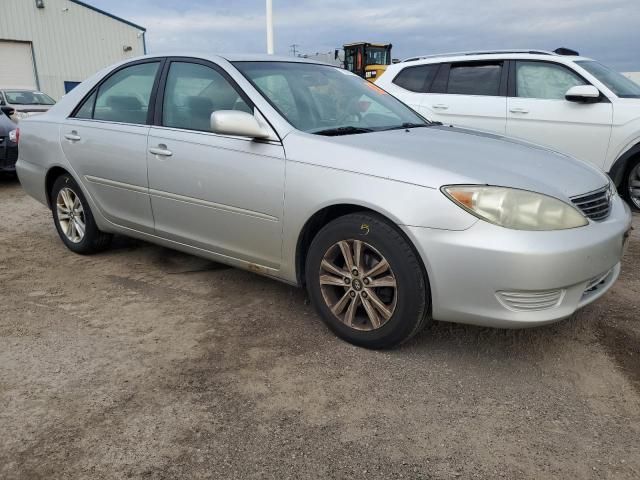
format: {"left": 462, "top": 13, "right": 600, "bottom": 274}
{"left": 0, "top": 109, "right": 18, "bottom": 173}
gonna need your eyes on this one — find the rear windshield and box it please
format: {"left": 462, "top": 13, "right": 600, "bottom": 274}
{"left": 4, "top": 90, "right": 55, "bottom": 105}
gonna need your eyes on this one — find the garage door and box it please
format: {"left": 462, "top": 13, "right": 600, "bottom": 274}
{"left": 0, "top": 41, "right": 37, "bottom": 89}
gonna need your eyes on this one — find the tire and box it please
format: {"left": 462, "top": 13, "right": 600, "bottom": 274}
{"left": 623, "top": 157, "right": 640, "bottom": 212}
{"left": 51, "top": 174, "right": 112, "bottom": 254}
{"left": 305, "top": 212, "right": 430, "bottom": 349}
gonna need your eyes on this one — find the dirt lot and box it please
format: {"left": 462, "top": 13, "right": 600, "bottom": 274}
{"left": 0, "top": 175, "right": 639, "bottom": 479}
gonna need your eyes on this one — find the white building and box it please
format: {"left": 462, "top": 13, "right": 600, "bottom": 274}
{"left": 623, "top": 72, "right": 640, "bottom": 85}
{"left": 0, "top": 0, "right": 146, "bottom": 99}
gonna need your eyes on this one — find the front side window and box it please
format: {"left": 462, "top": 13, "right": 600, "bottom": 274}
{"left": 447, "top": 62, "right": 502, "bottom": 96}
{"left": 4, "top": 90, "right": 55, "bottom": 105}
{"left": 162, "top": 62, "right": 251, "bottom": 132}
{"left": 516, "top": 61, "right": 586, "bottom": 100}
{"left": 81, "top": 62, "right": 159, "bottom": 124}
{"left": 234, "top": 62, "right": 428, "bottom": 134}
{"left": 366, "top": 47, "right": 390, "bottom": 66}
{"left": 393, "top": 65, "right": 439, "bottom": 93}
{"left": 576, "top": 60, "right": 640, "bottom": 98}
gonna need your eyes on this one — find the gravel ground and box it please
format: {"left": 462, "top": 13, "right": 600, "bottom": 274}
{"left": 0, "top": 175, "right": 639, "bottom": 479}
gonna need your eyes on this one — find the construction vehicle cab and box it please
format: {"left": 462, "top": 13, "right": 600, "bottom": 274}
{"left": 343, "top": 42, "right": 392, "bottom": 82}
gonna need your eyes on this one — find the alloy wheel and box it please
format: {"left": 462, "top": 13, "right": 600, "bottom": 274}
{"left": 629, "top": 162, "right": 640, "bottom": 209}
{"left": 319, "top": 239, "right": 397, "bottom": 331}
{"left": 56, "top": 187, "right": 86, "bottom": 243}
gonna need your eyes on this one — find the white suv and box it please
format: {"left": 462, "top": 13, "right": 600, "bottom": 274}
{"left": 376, "top": 49, "right": 640, "bottom": 210}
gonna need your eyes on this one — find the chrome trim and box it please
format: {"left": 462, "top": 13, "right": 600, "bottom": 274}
{"left": 570, "top": 186, "right": 611, "bottom": 221}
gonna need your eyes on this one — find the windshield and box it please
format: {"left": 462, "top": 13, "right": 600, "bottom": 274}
{"left": 4, "top": 90, "right": 56, "bottom": 105}
{"left": 367, "top": 47, "right": 390, "bottom": 66}
{"left": 233, "top": 61, "right": 428, "bottom": 134}
{"left": 576, "top": 61, "right": 640, "bottom": 98}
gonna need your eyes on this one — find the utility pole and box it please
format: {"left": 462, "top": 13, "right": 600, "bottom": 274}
{"left": 290, "top": 44, "right": 300, "bottom": 57}
{"left": 266, "top": 0, "right": 274, "bottom": 54}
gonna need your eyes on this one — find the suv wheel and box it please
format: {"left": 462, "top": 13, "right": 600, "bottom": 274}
{"left": 305, "top": 213, "right": 430, "bottom": 349}
{"left": 51, "top": 174, "right": 112, "bottom": 254}
{"left": 625, "top": 157, "right": 640, "bottom": 211}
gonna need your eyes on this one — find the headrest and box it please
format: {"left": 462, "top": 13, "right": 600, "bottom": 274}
{"left": 107, "top": 95, "right": 142, "bottom": 110}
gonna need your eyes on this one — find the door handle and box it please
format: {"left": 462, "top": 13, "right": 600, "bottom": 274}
{"left": 64, "top": 131, "right": 81, "bottom": 142}
{"left": 509, "top": 107, "right": 529, "bottom": 114}
{"left": 432, "top": 104, "right": 449, "bottom": 110}
{"left": 149, "top": 145, "right": 173, "bottom": 157}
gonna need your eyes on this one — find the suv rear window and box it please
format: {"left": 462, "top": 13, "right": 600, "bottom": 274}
{"left": 392, "top": 65, "right": 439, "bottom": 92}
{"left": 447, "top": 62, "right": 502, "bottom": 96}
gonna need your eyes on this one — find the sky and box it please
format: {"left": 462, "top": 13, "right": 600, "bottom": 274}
{"left": 89, "top": 0, "right": 640, "bottom": 71}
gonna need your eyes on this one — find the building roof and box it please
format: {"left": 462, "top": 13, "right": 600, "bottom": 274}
{"left": 69, "top": 0, "right": 146, "bottom": 31}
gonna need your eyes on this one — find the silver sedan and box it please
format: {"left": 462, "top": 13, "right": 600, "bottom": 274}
{"left": 16, "top": 54, "right": 633, "bottom": 348}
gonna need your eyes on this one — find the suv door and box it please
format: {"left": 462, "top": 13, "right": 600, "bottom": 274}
{"left": 147, "top": 59, "right": 286, "bottom": 269}
{"left": 506, "top": 60, "right": 613, "bottom": 168}
{"left": 420, "top": 61, "right": 507, "bottom": 133}
{"left": 61, "top": 60, "right": 162, "bottom": 233}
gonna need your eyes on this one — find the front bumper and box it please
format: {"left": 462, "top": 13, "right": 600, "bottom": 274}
{"left": 405, "top": 196, "right": 632, "bottom": 328}
{"left": 0, "top": 136, "right": 18, "bottom": 171}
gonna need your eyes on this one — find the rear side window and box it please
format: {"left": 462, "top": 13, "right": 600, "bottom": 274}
{"left": 162, "top": 62, "right": 251, "bottom": 132}
{"left": 447, "top": 62, "right": 502, "bottom": 96}
{"left": 74, "top": 91, "right": 96, "bottom": 119}
{"left": 392, "top": 65, "right": 439, "bottom": 92}
{"left": 74, "top": 62, "right": 160, "bottom": 124}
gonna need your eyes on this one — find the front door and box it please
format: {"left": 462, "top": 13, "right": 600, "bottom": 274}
{"left": 60, "top": 60, "right": 162, "bottom": 233}
{"left": 506, "top": 60, "right": 613, "bottom": 168}
{"left": 147, "top": 60, "right": 286, "bottom": 269}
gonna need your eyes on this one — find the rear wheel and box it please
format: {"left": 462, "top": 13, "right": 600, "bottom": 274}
{"left": 51, "top": 174, "right": 112, "bottom": 254}
{"left": 624, "top": 157, "right": 640, "bottom": 211}
{"left": 305, "top": 213, "right": 430, "bottom": 349}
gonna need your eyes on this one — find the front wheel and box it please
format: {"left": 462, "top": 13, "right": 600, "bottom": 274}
{"left": 51, "top": 174, "right": 112, "bottom": 254}
{"left": 624, "top": 157, "right": 640, "bottom": 211}
{"left": 305, "top": 213, "right": 430, "bottom": 349}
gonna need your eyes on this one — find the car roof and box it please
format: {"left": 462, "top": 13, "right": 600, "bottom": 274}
{"left": 128, "top": 52, "right": 329, "bottom": 65}
{"left": 398, "top": 51, "right": 591, "bottom": 66}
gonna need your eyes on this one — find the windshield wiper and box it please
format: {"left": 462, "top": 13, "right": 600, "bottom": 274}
{"left": 379, "top": 122, "right": 434, "bottom": 131}
{"left": 313, "top": 126, "right": 375, "bottom": 136}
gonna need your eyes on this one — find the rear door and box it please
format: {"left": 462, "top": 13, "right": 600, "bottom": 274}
{"left": 419, "top": 61, "right": 508, "bottom": 133}
{"left": 506, "top": 60, "right": 613, "bottom": 168}
{"left": 60, "top": 59, "right": 162, "bottom": 233}
{"left": 386, "top": 64, "right": 440, "bottom": 113}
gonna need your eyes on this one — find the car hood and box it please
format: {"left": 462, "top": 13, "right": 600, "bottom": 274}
{"left": 283, "top": 126, "right": 609, "bottom": 200}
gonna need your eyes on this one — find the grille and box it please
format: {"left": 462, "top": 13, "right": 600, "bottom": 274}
{"left": 571, "top": 186, "right": 611, "bottom": 221}
{"left": 6, "top": 146, "right": 17, "bottom": 161}
{"left": 582, "top": 268, "right": 613, "bottom": 299}
{"left": 496, "top": 289, "right": 564, "bottom": 312}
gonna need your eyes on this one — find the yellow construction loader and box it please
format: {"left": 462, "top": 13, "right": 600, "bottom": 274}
{"left": 342, "top": 42, "right": 392, "bottom": 82}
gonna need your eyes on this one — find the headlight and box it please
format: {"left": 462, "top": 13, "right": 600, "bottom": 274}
{"left": 13, "top": 111, "right": 28, "bottom": 121}
{"left": 8, "top": 129, "right": 17, "bottom": 143}
{"left": 442, "top": 185, "right": 589, "bottom": 231}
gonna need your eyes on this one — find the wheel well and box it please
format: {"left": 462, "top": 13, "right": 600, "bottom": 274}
{"left": 296, "top": 205, "right": 378, "bottom": 286}
{"left": 294, "top": 203, "right": 426, "bottom": 288}
{"left": 44, "top": 166, "right": 70, "bottom": 208}
{"left": 610, "top": 144, "right": 640, "bottom": 187}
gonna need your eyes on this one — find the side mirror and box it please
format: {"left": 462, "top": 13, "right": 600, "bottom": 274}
{"left": 210, "top": 110, "right": 270, "bottom": 139}
{"left": 565, "top": 85, "right": 600, "bottom": 103}
{"left": 1, "top": 106, "right": 15, "bottom": 116}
